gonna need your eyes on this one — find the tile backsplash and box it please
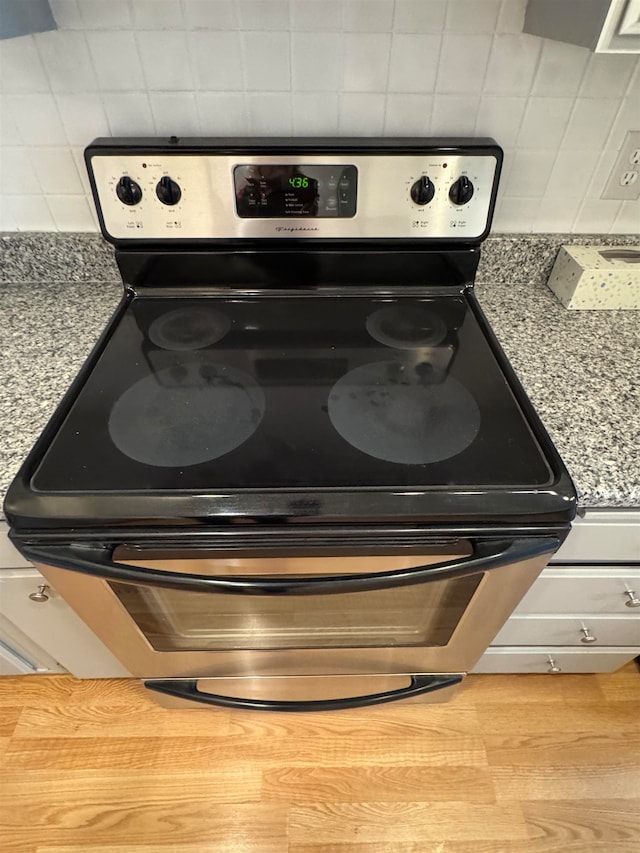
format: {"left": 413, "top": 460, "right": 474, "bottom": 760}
{"left": 0, "top": 0, "right": 638, "bottom": 234}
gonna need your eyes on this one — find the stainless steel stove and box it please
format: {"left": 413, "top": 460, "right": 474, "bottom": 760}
{"left": 4, "top": 138, "right": 576, "bottom": 711}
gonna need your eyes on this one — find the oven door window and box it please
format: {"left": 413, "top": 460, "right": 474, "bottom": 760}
{"left": 109, "top": 575, "right": 482, "bottom": 651}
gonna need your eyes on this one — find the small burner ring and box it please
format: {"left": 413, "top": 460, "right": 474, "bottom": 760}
{"left": 366, "top": 305, "right": 447, "bottom": 349}
{"left": 148, "top": 307, "right": 231, "bottom": 351}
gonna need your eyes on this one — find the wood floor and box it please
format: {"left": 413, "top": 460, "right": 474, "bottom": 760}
{"left": 1, "top": 664, "right": 639, "bottom": 853}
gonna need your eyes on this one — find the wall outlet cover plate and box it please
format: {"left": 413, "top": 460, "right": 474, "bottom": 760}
{"left": 602, "top": 131, "right": 640, "bottom": 201}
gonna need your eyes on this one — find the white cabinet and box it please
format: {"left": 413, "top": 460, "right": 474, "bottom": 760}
{"left": 473, "top": 511, "right": 640, "bottom": 674}
{"left": 0, "top": 522, "right": 130, "bottom": 677}
{"left": 524, "top": 0, "right": 640, "bottom": 53}
{"left": 0, "top": 522, "right": 62, "bottom": 675}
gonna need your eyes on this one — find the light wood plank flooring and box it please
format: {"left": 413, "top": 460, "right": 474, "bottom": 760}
{"left": 1, "top": 663, "right": 639, "bottom": 853}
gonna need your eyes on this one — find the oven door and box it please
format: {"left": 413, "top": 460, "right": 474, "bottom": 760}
{"left": 28, "top": 536, "right": 557, "bottom": 692}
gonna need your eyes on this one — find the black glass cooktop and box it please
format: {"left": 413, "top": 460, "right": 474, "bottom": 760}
{"left": 32, "top": 294, "right": 552, "bottom": 493}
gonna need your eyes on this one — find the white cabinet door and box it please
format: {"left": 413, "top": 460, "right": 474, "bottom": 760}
{"left": 1, "top": 522, "right": 130, "bottom": 678}
{"left": 0, "top": 567, "right": 130, "bottom": 678}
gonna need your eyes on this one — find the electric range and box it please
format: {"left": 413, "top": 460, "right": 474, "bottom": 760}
{"left": 4, "top": 138, "right": 576, "bottom": 712}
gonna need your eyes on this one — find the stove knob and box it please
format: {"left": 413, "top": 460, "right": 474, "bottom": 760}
{"left": 156, "top": 175, "right": 182, "bottom": 206}
{"left": 410, "top": 175, "right": 435, "bottom": 206}
{"left": 116, "top": 176, "right": 142, "bottom": 206}
{"left": 449, "top": 176, "right": 474, "bottom": 205}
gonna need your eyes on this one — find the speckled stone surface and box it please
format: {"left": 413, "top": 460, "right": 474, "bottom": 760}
{"left": 475, "top": 278, "right": 639, "bottom": 508}
{"left": 0, "top": 279, "right": 122, "bottom": 514}
{"left": 0, "top": 233, "right": 119, "bottom": 282}
{"left": 1, "top": 233, "right": 639, "bottom": 512}
{"left": 477, "top": 233, "right": 640, "bottom": 285}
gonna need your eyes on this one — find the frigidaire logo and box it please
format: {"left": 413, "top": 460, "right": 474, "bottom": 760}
{"left": 275, "top": 226, "right": 319, "bottom": 233}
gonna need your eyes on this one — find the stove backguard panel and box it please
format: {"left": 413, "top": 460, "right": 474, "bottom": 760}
{"left": 87, "top": 141, "right": 501, "bottom": 243}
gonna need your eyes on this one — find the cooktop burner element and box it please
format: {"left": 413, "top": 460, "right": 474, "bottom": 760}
{"left": 108, "top": 362, "right": 265, "bottom": 467}
{"left": 366, "top": 305, "right": 447, "bottom": 349}
{"left": 148, "top": 307, "right": 231, "bottom": 351}
{"left": 328, "top": 361, "right": 481, "bottom": 464}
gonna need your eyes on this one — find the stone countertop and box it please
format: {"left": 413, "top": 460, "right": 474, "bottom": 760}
{"left": 474, "top": 279, "right": 639, "bottom": 508}
{"left": 0, "top": 233, "right": 639, "bottom": 511}
{"left": 0, "top": 279, "right": 122, "bottom": 514}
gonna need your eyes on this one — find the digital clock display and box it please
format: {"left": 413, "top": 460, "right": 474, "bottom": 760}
{"left": 234, "top": 164, "right": 357, "bottom": 218}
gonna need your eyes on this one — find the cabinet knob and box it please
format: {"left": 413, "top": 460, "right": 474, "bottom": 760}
{"left": 624, "top": 588, "right": 640, "bottom": 608}
{"left": 547, "top": 656, "right": 562, "bottom": 673}
{"left": 580, "top": 626, "right": 597, "bottom": 644}
{"left": 28, "top": 584, "right": 50, "bottom": 603}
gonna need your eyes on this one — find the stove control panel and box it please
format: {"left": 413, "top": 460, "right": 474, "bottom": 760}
{"left": 86, "top": 140, "right": 502, "bottom": 242}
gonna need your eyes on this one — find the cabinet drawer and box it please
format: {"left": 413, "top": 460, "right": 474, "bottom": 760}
{"left": 551, "top": 511, "right": 640, "bottom": 563}
{"left": 493, "top": 615, "right": 640, "bottom": 647}
{"left": 471, "top": 647, "right": 639, "bottom": 674}
{"left": 514, "top": 568, "right": 640, "bottom": 614}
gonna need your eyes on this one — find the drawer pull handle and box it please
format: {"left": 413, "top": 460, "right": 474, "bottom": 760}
{"left": 28, "top": 584, "right": 50, "bottom": 603}
{"left": 580, "top": 626, "right": 597, "bottom": 644}
{"left": 624, "top": 589, "right": 640, "bottom": 608}
{"left": 547, "top": 656, "right": 562, "bottom": 674}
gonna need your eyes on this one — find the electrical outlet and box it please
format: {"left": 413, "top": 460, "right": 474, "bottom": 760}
{"left": 602, "top": 131, "right": 640, "bottom": 201}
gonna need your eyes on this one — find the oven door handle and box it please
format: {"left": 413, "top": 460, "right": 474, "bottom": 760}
{"left": 22, "top": 536, "right": 559, "bottom": 595}
{"left": 143, "top": 674, "right": 463, "bottom": 712}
